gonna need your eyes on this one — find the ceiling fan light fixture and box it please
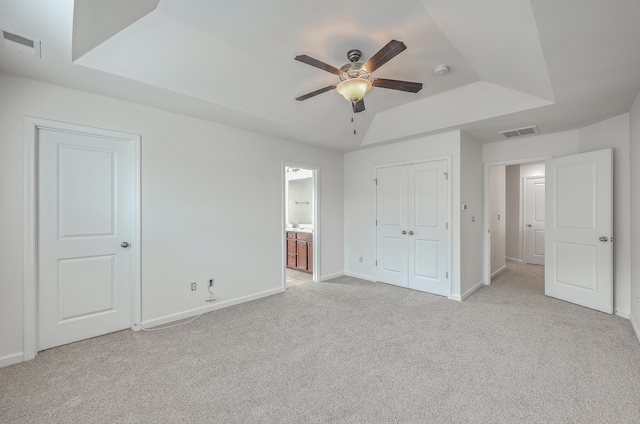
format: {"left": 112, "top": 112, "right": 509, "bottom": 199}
{"left": 336, "top": 78, "right": 372, "bottom": 102}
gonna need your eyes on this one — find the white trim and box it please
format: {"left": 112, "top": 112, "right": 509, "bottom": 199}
{"left": 614, "top": 310, "right": 630, "bottom": 319}
{"left": 344, "top": 272, "right": 373, "bottom": 282}
{"left": 491, "top": 264, "right": 507, "bottom": 279}
{"left": 141, "top": 287, "right": 283, "bottom": 328}
{"left": 505, "top": 257, "right": 523, "bottom": 263}
{"left": 282, "top": 161, "right": 320, "bottom": 288}
{"left": 0, "top": 352, "right": 24, "bottom": 368}
{"left": 461, "top": 280, "right": 485, "bottom": 300}
{"left": 483, "top": 156, "right": 552, "bottom": 286}
{"left": 373, "top": 155, "right": 452, "bottom": 299}
{"left": 320, "top": 272, "right": 345, "bottom": 281}
{"left": 23, "top": 117, "right": 142, "bottom": 360}
{"left": 631, "top": 313, "right": 640, "bottom": 344}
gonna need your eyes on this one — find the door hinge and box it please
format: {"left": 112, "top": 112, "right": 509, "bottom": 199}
{"left": 446, "top": 222, "right": 448, "bottom": 229}
{"left": 611, "top": 237, "right": 614, "bottom": 242}
{"left": 444, "top": 172, "right": 448, "bottom": 180}
{"left": 376, "top": 219, "right": 377, "bottom": 226}
{"left": 446, "top": 272, "right": 448, "bottom": 279}
{"left": 375, "top": 260, "right": 378, "bottom": 266}
{"left": 374, "top": 178, "right": 378, "bottom": 185}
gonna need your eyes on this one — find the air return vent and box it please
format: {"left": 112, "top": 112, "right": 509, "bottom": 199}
{"left": 2, "top": 29, "right": 40, "bottom": 57}
{"left": 499, "top": 125, "right": 538, "bottom": 139}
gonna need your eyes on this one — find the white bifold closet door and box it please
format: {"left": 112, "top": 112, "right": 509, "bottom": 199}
{"left": 376, "top": 160, "right": 449, "bottom": 296}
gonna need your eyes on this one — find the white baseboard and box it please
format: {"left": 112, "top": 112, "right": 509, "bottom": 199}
{"left": 450, "top": 294, "right": 461, "bottom": 301}
{"left": 491, "top": 264, "right": 507, "bottom": 279}
{"left": 615, "top": 309, "right": 630, "bottom": 319}
{"left": 506, "top": 257, "right": 523, "bottom": 263}
{"left": 461, "top": 280, "right": 485, "bottom": 301}
{"left": 343, "top": 271, "right": 374, "bottom": 282}
{"left": 0, "top": 352, "right": 24, "bottom": 368}
{"left": 320, "top": 271, "right": 345, "bottom": 281}
{"left": 139, "top": 287, "right": 284, "bottom": 329}
{"left": 630, "top": 313, "right": 640, "bottom": 345}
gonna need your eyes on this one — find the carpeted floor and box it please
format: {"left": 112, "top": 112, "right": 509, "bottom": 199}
{"left": 1, "top": 262, "right": 639, "bottom": 423}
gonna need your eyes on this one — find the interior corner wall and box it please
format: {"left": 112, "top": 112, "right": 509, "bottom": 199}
{"left": 0, "top": 72, "right": 344, "bottom": 366}
{"left": 578, "top": 114, "right": 631, "bottom": 317}
{"left": 629, "top": 93, "right": 640, "bottom": 340}
{"left": 489, "top": 166, "right": 506, "bottom": 275}
{"left": 343, "top": 131, "right": 462, "bottom": 298}
{"left": 460, "top": 132, "right": 484, "bottom": 298}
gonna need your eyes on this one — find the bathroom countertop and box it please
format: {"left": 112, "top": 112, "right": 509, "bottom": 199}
{"left": 286, "top": 228, "right": 313, "bottom": 233}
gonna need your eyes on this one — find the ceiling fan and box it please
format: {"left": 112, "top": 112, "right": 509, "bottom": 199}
{"left": 294, "top": 40, "right": 423, "bottom": 113}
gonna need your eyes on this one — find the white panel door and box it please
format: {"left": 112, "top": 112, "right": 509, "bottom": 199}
{"left": 524, "top": 177, "right": 545, "bottom": 265}
{"left": 376, "top": 160, "right": 449, "bottom": 296}
{"left": 545, "top": 149, "right": 613, "bottom": 314}
{"left": 38, "top": 128, "right": 133, "bottom": 350}
{"left": 407, "top": 161, "right": 448, "bottom": 295}
{"left": 376, "top": 166, "right": 408, "bottom": 287}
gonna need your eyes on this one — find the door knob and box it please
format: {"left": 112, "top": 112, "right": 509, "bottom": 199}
{"left": 121, "top": 242, "right": 130, "bottom": 248}
{"left": 408, "top": 231, "right": 414, "bottom": 235}
{"left": 527, "top": 224, "right": 532, "bottom": 227}
{"left": 599, "top": 236, "right": 608, "bottom": 242}
{"left": 402, "top": 231, "right": 407, "bottom": 235}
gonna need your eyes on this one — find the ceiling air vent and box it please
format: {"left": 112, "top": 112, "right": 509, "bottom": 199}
{"left": 499, "top": 125, "right": 538, "bottom": 139}
{"left": 2, "top": 29, "right": 40, "bottom": 57}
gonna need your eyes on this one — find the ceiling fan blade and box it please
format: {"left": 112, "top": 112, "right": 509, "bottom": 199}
{"left": 295, "top": 55, "right": 342, "bottom": 75}
{"left": 295, "top": 84, "right": 338, "bottom": 101}
{"left": 373, "top": 78, "right": 423, "bottom": 93}
{"left": 353, "top": 99, "right": 365, "bottom": 113}
{"left": 364, "top": 40, "right": 407, "bottom": 73}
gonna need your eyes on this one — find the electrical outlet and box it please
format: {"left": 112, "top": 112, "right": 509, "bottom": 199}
{"left": 209, "top": 279, "right": 214, "bottom": 287}
{"left": 463, "top": 270, "right": 466, "bottom": 278}
{"left": 191, "top": 282, "right": 196, "bottom": 291}
{"left": 637, "top": 296, "right": 639, "bottom": 306}
{"left": 359, "top": 257, "right": 363, "bottom": 263}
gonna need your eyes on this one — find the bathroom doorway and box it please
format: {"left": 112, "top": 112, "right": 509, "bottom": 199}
{"left": 284, "top": 164, "right": 317, "bottom": 288}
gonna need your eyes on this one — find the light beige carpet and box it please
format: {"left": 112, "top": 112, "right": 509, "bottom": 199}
{"left": 2, "top": 262, "right": 639, "bottom": 423}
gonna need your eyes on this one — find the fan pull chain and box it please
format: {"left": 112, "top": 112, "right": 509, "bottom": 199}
{"left": 351, "top": 101, "right": 357, "bottom": 135}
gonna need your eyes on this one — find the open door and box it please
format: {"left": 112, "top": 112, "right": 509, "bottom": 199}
{"left": 545, "top": 149, "right": 613, "bottom": 313}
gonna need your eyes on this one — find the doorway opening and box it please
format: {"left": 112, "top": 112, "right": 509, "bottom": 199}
{"left": 485, "top": 159, "right": 546, "bottom": 288}
{"left": 283, "top": 164, "right": 317, "bottom": 288}
{"left": 483, "top": 150, "right": 614, "bottom": 314}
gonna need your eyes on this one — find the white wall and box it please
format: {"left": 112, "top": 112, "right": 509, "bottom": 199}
{"left": 343, "top": 131, "right": 462, "bottom": 298}
{"left": 483, "top": 130, "right": 579, "bottom": 162}
{"left": 490, "top": 166, "right": 506, "bottom": 275}
{"left": 0, "top": 73, "right": 344, "bottom": 366}
{"left": 483, "top": 119, "right": 631, "bottom": 318}
{"left": 578, "top": 114, "right": 631, "bottom": 317}
{"left": 629, "top": 92, "right": 640, "bottom": 340}
{"left": 505, "top": 165, "right": 521, "bottom": 260}
{"left": 460, "top": 132, "right": 484, "bottom": 298}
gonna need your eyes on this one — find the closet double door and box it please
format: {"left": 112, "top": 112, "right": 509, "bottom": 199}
{"left": 376, "top": 160, "right": 449, "bottom": 296}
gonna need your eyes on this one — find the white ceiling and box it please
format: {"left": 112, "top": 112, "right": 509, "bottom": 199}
{"left": 1, "top": 0, "right": 639, "bottom": 152}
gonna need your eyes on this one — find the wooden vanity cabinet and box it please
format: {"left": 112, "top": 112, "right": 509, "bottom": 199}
{"left": 286, "top": 231, "right": 313, "bottom": 273}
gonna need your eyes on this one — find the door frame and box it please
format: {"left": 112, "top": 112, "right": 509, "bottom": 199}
{"left": 483, "top": 157, "right": 551, "bottom": 286}
{"left": 282, "top": 161, "right": 319, "bottom": 286}
{"left": 23, "top": 117, "right": 141, "bottom": 361}
{"left": 373, "top": 155, "right": 452, "bottom": 298}
{"left": 523, "top": 175, "right": 545, "bottom": 265}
